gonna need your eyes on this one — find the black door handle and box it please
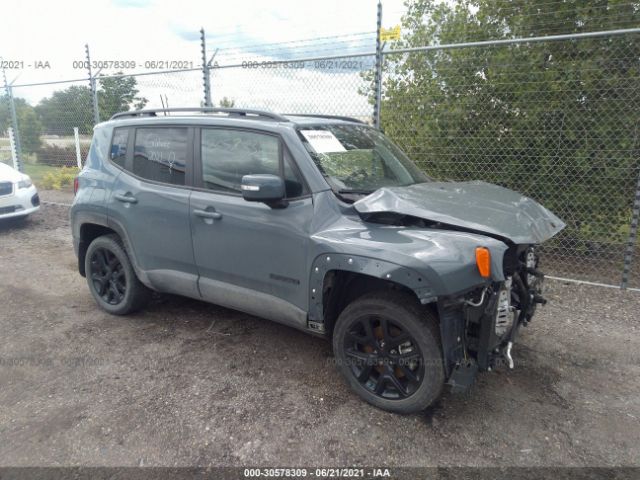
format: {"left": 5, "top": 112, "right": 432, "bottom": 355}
{"left": 114, "top": 193, "right": 138, "bottom": 204}
{"left": 193, "top": 208, "right": 222, "bottom": 220}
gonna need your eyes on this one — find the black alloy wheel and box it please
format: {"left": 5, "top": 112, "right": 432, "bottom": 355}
{"left": 344, "top": 314, "right": 424, "bottom": 399}
{"left": 333, "top": 290, "right": 445, "bottom": 413}
{"left": 89, "top": 247, "right": 126, "bottom": 305}
{"left": 84, "top": 234, "right": 151, "bottom": 315}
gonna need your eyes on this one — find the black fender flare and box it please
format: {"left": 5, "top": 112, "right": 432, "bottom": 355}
{"left": 74, "top": 212, "right": 151, "bottom": 288}
{"left": 105, "top": 216, "right": 153, "bottom": 287}
{"left": 307, "top": 253, "right": 437, "bottom": 324}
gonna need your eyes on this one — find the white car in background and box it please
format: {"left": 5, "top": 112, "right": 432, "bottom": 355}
{"left": 0, "top": 162, "right": 40, "bottom": 220}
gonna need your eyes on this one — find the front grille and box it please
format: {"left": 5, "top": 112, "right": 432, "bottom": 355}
{"left": 0, "top": 182, "right": 13, "bottom": 197}
{"left": 0, "top": 206, "right": 16, "bottom": 214}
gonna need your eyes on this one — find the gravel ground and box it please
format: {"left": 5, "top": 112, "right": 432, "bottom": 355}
{"left": 0, "top": 190, "right": 638, "bottom": 467}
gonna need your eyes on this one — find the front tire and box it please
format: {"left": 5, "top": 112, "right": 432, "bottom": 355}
{"left": 85, "top": 234, "right": 151, "bottom": 315}
{"left": 332, "top": 290, "right": 445, "bottom": 414}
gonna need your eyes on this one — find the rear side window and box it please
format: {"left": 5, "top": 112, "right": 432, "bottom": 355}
{"left": 110, "top": 128, "right": 128, "bottom": 168}
{"left": 133, "top": 128, "right": 188, "bottom": 185}
{"left": 200, "top": 129, "right": 306, "bottom": 197}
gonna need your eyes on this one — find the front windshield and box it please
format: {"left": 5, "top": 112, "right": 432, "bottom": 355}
{"left": 297, "top": 124, "right": 430, "bottom": 195}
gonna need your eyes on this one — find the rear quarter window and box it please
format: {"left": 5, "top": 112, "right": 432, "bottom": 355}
{"left": 133, "top": 127, "right": 188, "bottom": 185}
{"left": 110, "top": 128, "right": 129, "bottom": 168}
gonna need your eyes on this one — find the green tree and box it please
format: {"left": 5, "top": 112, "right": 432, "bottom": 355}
{"left": 0, "top": 97, "right": 29, "bottom": 134}
{"left": 36, "top": 85, "right": 94, "bottom": 135}
{"left": 370, "top": 0, "right": 640, "bottom": 250}
{"left": 97, "top": 74, "right": 148, "bottom": 119}
{"left": 17, "top": 107, "right": 42, "bottom": 153}
{"left": 0, "top": 97, "right": 13, "bottom": 133}
{"left": 218, "top": 97, "right": 235, "bottom": 108}
{"left": 35, "top": 75, "right": 147, "bottom": 135}
{"left": 0, "top": 97, "right": 42, "bottom": 153}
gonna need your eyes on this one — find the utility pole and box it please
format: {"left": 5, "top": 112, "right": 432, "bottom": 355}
{"left": 85, "top": 44, "right": 100, "bottom": 124}
{"left": 621, "top": 124, "right": 640, "bottom": 289}
{"left": 373, "top": 1, "right": 384, "bottom": 129}
{"left": 201, "top": 28, "right": 213, "bottom": 107}
{"left": 2, "top": 66, "right": 23, "bottom": 172}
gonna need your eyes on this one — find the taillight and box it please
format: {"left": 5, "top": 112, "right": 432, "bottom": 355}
{"left": 475, "top": 247, "right": 491, "bottom": 278}
{"left": 73, "top": 177, "right": 79, "bottom": 195}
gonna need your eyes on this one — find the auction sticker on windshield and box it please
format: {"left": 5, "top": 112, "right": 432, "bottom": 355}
{"left": 300, "top": 130, "right": 346, "bottom": 153}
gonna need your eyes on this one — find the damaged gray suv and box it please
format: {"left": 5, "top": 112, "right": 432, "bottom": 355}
{"left": 71, "top": 107, "right": 564, "bottom": 414}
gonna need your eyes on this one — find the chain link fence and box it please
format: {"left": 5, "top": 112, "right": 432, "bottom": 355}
{"left": 210, "top": 54, "right": 376, "bottom": 119}
{"left": 0, "top": 142, "right": 11, "bottom": 166}
{"left": 10, "top": 80, "right": 92, "bottom": 168}
{"left": 101, "top": 69, "right": 203, "bottom": 113}
{"left": 380, "top": 32, "right": 640, "bottom": 288}
{"left": 1, "top": 29, "right": 638, "bottom": 289}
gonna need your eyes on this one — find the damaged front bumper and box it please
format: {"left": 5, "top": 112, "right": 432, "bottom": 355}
{"left": 438, "top": 255, "right": 547, "bottom": 392}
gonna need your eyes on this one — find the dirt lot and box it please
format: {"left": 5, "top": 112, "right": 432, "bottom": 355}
{"left": 0, "top": 190, "right": 639, "bottom": 468}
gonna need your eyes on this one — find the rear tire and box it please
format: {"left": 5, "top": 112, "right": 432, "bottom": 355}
{"left": 332, "top": 290, "right": 445, "bottom": 414}
{"left": 85, "top": 234, "right": 151, "bottom": 315}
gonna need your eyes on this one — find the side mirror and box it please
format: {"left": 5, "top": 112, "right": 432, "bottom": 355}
{"left": 241, "top": 174, "right": 287, "bottom": 208}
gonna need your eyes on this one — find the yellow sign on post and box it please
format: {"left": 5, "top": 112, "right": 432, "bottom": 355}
{"left": 380, "top": 25, "right": 401, "bottom": 42}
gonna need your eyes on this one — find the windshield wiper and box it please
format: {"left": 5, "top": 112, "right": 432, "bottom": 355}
{"left": 337, "top": 189, "right": 374, "bottom": 195}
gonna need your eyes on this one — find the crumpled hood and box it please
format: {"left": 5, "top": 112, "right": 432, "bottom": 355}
{"left": 354, "top": 181, "right": 565, "bottom": 244}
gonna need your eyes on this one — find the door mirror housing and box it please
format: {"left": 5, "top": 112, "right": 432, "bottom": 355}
{"left": 241, "top": 174, "right": 287, "bottom": 208}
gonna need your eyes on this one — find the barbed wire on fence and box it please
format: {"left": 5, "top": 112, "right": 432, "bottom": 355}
{"left": 1, "top": 19, "right": 639, "bottom": 290}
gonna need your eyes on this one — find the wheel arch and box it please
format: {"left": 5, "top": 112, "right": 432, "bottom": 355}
{"left": 77, "top": 219, "right": 142, "bottom": 283}
{"left": 308, "top": 253, "right": 438, "bottom": 337}
{"left": 78, "top": 223, "right": 118, "bottom": 277}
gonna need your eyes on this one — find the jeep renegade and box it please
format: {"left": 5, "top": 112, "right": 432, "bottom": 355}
{"left": 71, "top": 107, "right": 564, "bottom": 413}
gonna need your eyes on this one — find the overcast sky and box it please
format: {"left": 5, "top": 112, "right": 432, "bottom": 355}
{"left": 2, "top": 0, "right": 407, "bottom": 113}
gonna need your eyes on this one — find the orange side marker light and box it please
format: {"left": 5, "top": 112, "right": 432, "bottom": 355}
{"left": 476, "top": 247, "right": 491, "bottom": 278}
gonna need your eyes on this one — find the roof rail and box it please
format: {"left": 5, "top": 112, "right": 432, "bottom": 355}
{"left": 283, "top": 114, "right": 366, "bottom": 124}
{"left": 110, "top": 107, "right": 289, "bottom": 122}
